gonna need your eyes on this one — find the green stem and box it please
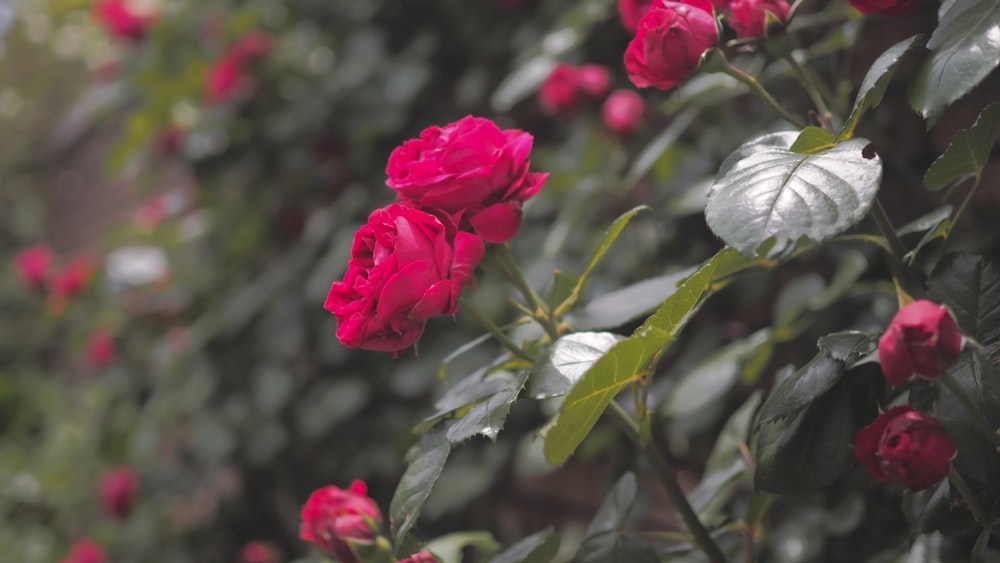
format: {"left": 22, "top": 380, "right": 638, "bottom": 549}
{"left": 459, "top": 297, "right": 535, "bottom": 362}
{"left": 940, "top": 370, "right": 1000, "bottom": 451}
{"left": 722, "top": 63, "right": 807, "bottom": 129}
{"left": 948, "top": 469, "right": 992, "bottom": 529}
{"left": 870, "top": 200, "right": 922, "bottom": 298}
{"left": 947, "top": 177, "right": 983, "bottom": 240}
{"left": 495, "top": 244, "right": 560, "bottom": 340}
{"left": 784, "top": 53, "right": 832, "bottom": 122}
{"left": 607, "top": 401, "right": 729, "bottom": 563}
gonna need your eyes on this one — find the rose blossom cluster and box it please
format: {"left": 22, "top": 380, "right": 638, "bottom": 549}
{"left": 325, "top": 116, "right": 548, "bottom": 354}
{"left": 14, "top": 244, "right": 95, "bottom": 310}
{"left": 299, "top": 480, "right": 438, "bottom": 562}
{"left": 854, "top": 300, "right": 966, "bottom": 490}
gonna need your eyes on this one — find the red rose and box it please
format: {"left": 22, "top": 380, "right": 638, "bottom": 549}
{"left": 88, "top": 330, "right": 117, "bottom": 368}
{"left": 578, "top": 64, "right": 611, "bottom": 100}
{"left": 728, "top": 0, "right": 790, "bottom": 38}
{"left": 855, "top": 406, "right": 956, "bottom": 489}
{"left": 847, "top": 0, "right": 918, "bottom": 16}
{"left": 300, "top": 481, "right": 383, "bottom": 563}
{"left": 400, "top": 551, "right": 440, "bottom": 563}
{"left": 205, "top": 32, "right": 271, "bottom": 104}
{"left": 878, "top": 300, "right": 962, "bottom": 387}
{"left": 325, "top": 205, "right": 484, "bottom": 353}
{"left": 602, "top": 90, "right": 646, "bottom": 136}
{"left": 385, "top": 116, "right": 548, "bottom": 243}
{"left": 60, "top": 539, "right": 107, "bottom": 563}
{"left": 93, "top": 0, "right": 154, "bottom": 42}
{"left": 98, "top": 466, "right": 138, "bottom": 519}
{"left": 50, "top": 257, "right": 93, "bottom": 299}
{"left": 625, "top": 1, "right": 719, "bottom": 90}
{"left": 241, "top": 541, "right": 280, "bottom": 563}
{"left": 539, "top": 64, "right": 581, "bottom": 115}
{"left": 618, "top": 0, "right": 656, "bottom": 32}
{"left": 15, "top": 244, "right": 52, "bottom": 290}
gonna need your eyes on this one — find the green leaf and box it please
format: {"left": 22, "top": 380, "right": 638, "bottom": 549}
{"left": 446, "top": 370, "right": 527, "bottom": 443}
{"left": 790, "top": 127, "right": 836, "bottom": 154}
{"left": 489, "top": 528, "right": 561, "bottom": 563}
{"left": 928, "top": 253, "right": 1000, "bottom": 346}
{"left": 897, "top": 205, "right": 953, "bottom": 236}
{"left": 705, "top": 392, "right": 763, "bottom": 475}
{"left": 529, "top": 333, "right": 625, "bottom": 400}
{"left": 662, "top": 329, "right": 771, "bottom": 419}
{"left": 417, "top": 366, "right": 508, "bottom": 432}
{"left": 573, "top": 532, "right": 659, "bottom": 563}
{"left": 753, "top": 364, "right": 881, "bottom": 494}
{"left": 543, "top": 249, "right": 743, "bottom": 465}
{"left": 902, "top": 480, "right": 952, "bottom": 535}
{"left": 390, "top": 430, "right": 452, "bottom": 548}
{"left": 909, "top": 0, "right": 1000, "bottom": 123}
{"left": 422, "top": 532, "right": 501, "bottom": 563}
{"left": 569, "top": 269, "right": 696, "bottom": 331}
{"left": 838, "top": 35, "right": 924, "bottom": 141}
{"left": 586, "top": 472, "right": 640, "bottom": 534}
{"left": 705, "top": 134, "right": 883, "bottom": 257}
{"left": 924, "top": 101, "right": 1000, "bottom": 191}
{"left": 757, "top": 331, "right": 877, "bottom": 425}
{"left": 623, "top": 109, "right": 698, "bottom": 188}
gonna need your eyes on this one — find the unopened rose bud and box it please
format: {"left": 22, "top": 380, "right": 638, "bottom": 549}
{"left": 728, "top": 0, "right": 790, "bottom": 39}
{"left": 400, "top": 551, "right": 440, "bottom": 563}
{"left": 539, "top": 63, "right": 581, "bottom": 115}
{"left": 578, "top": 64, "right": 611, "bottom": 100}
{"left": 878, "top": 300, "right": 963, "bottom": 387}
{"left": 854, "top": 406, "right": 956, "bottom": 490}
{"left": 602, "top": 90, "right": 645, "bottom": 136}
{"left": 625, "top": 1, "right": 719, "bottom": 90}
{"left": 299, "top": 481, "right": 383, "bottom": 563}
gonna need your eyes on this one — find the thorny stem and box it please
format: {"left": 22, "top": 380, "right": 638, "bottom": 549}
{"left": 940, "top": 370, "right": 1000, "bottom": 452}
{"left": 606, "top": 401, "right": 729, "bottom": 563}
{"left": 495, "top": 244, "right": 561, "bottom": 340}
{"left": 459, "top": 297, "right": 535, "bottom": 363}
{"left": 723, "top": 63, "right": 808, "bottom": 129}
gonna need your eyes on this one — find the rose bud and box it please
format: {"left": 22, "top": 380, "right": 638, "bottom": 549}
{"left": 386, "top": 116, "right": 549, "bottom": 243}
{"left": 578, "top": 64, "right": 612, "bottom": 100}
{"left": 50, "top": 257, "right": 94, "bottom": 299}
{"left": 60, "top": 539, "right": 107, "bottom": 563}
{"left": 400, "top": 551, "right": 440, "bottom": 563}
{"left": 847, "top": 0, "right": 918, "bottom": 16}
{"left": 602, "top": 90, "right": 646, "bottom": 136}
{"left": 618, "top": 0, "right": 656, "bottom": 33}
{"left": 878, "top": 300, "right": 963, "bottom": 387}
{"left": 300, "top": 480, "right": 383, "bottom": 563}
{"left": 855, "top": 406, "right": 956, "bottom": 490}
{"left": 15, "top": 244, "right": 52, "bottom": 291}
{"left": 539, "top": 63, "right": 582, "bottom": 115}
{"left": 98, "top": 466, "right": 139, "bottom": 519}
{"left": 93, "top": 0, "right": 154, "bottom": 42}
{"left": 728, "top": 0, "right": 790, "bottom": 39}
{"left": 88, "top": 330, "right": 117, "bottom": 368}
{"left": 625, "top": 1, "right": 719, "bottom": 90}
{"left": 241, "top": 541, "right": 280, "bottom": 563}
{"left": 325, "top": 204, "right": 484, "bottom": 354}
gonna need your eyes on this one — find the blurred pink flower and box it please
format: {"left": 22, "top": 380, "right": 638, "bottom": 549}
{"left": 241, "top": 541, "right": 280, "bottom": 563}
{"left": 99, "top": 466, "right": 139, "bottom": 519}
{"left": 93, "top": 0, "right": 155, "bottom": 42}
{"left": 60, "top": 539, "right": 107, "bottom": 563}
{"left": 205, "top": 32, "right": 272, "bottom": 104}
{"left": 15, "top": 244, "right": 52, "bottom": 290}
{"left": 88, "top": 330, "right": 117, "bottom": 368}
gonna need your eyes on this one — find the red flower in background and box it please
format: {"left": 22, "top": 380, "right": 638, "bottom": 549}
{"left": 241, "top": 541, "right": 280, "bottom": 563}
{"left": 624, "top": 1, "right": 719, "bottom": 90}
{"left": 300, "top": 481, "right": 383, "bottom": 563}
{"left": 577, "top": 64, "right": 611, "bottom": 99}
{"left": 205, "top": 32, "right": 272, "bottom": 103}
{"left": 15, "top": 244, "right": 52, "bottom": 290}
{"left": 847, "top": 0, "right": 918, "bottom": 16}
{"left": 854, "top": 406, "right": 956, "bottom": 490}
{"left": 60, "top": 539, "right": 107, "bottom": 563}
{"left": 325, "top": 205, "right": 484, "bottom": 353}
{"left": 88, "top": 330, "right": 117, "bottom": 368}
{"left": 400, "top": 551, "right": 440, "bottom": 563}
{"left": 386, "top": 116, "right": 548, "bottom": 243}
{"left": 50, "top": 257, "right": 94, "bottom": 299}
{"left": 93, "top": 0, "right": 154, "bottom": 42}
{"left": 878, "top": 300, "right": 963, "bottom": 387}
{"left": 728, "top": 0, "right": 790, "bottom": 38}
{"left": 99, "top": 466, "right": 139, "bottom": 519}
{"left": 602, "top": 90, "right": 646, "bottom": 136}
{"left": 539, "top": 64, "right": 582, "bottom": 115}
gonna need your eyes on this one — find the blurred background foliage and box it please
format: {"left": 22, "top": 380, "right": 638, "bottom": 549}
{"left": 1, "top": 0, "right": 998, "bottom": 562}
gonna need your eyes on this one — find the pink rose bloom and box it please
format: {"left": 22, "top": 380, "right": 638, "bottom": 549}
{"left": 93, "top": 0, "right": 154, "bottom": 42}
{"left": 618, "top": 0, "right": 656, "bottom": 32}
{"left": 386, "top": 116, "right": 548, "bottom": 243}
{"left": 578, "top": 64, "right": 611, "bottom": 100}
{"left": 241, "top": 541, "right": 280, "bottom": 563}
{"left": 602, "top": 90, "right": 646, "bottom": 136}
{"left": 539, "top": 63, "right": 581, "bottom": 115}
{"left": 400, "top": 551, "right": 440, "bottom": 563}
{"left": 728, "top": 0, "right": 790, "bottom": 38}
{"left": 325, "top": 204, "right": 484, "bottom": 353}
{"left": 15, "top": 244, "right": 52, "bottom": 290}
{"left": 50, "top": 257, "right": 93, "bottom": 299}
{"left": 878, "top": 300, "right": 963, "bottom": 387}
{"left": 99, "top": 466, "right": 138, "bottom": 518}
{"left": 854, "top": 406, "right": 956, "bottom": 490}
{"left": 88, "top": 330, "right": 117, "bottom": 368}
{"left": 60, "top": 539, "right": 107, "bottom": 563}
{"left": 848, "top": 0, "right": 918, "bottom": 16}
{"left": 625, "top": 1, "right": 718, "bottom": 90}
{"left": 205, "top": 32, "right": 271, "bottom": 104}
{"left": 300, "top": 481, "right": 382, "bottom": 563}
